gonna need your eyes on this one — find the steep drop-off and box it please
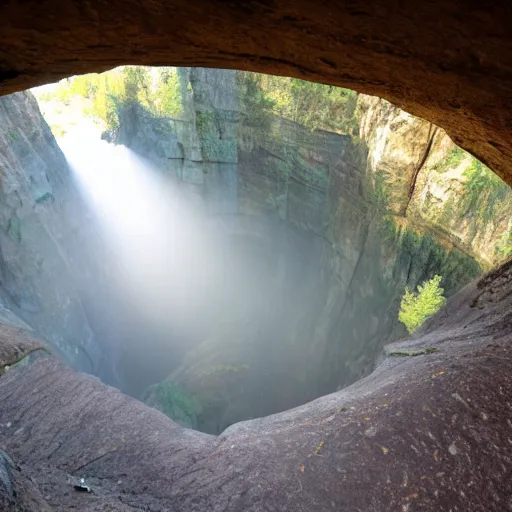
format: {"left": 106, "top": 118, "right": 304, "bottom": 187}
{"left": 0, "top": 92, "right": 105, "bottom": 373}
{"left": 100, "top": 68, "right": 511, "bottom": 432}
{"left": 1, "top": 68, "right": 507, "bottom": 434}
{"left": 0, "top": 258, "right": 511, "bottom": 511}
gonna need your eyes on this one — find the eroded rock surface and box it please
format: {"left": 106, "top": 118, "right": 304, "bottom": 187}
{"left": 0, "top": 260, "right": 511, "bottom": 510}
{"left": 0, "top": 450, "right": 52, "bottom": 512}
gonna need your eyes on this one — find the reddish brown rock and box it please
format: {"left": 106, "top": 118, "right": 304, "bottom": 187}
{"left": 0, "top": 450, "right": 52, "bottom": 511}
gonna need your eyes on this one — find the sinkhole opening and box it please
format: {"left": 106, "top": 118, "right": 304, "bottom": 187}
{"left": 0, "top": 65, "right": 506, "bottom": 434}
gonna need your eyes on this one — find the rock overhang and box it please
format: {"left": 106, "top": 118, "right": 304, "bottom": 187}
{"left": 0, "top": 1, "right": 511, "bottom": 185}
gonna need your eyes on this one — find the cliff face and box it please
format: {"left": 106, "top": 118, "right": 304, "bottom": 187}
{"left": 108, "top": 68, "right": 510, "bottom": 432}
{"left": 359, "top": 95, "right": 512, "bottom": 267}
{"left": 0, "top": 91, "right": 103, "bottom": 372}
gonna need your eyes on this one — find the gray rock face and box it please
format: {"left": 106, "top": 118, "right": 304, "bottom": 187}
{"left": 0, "top": 259, "right": 510, "bottom": 511}
{"left": 0, "top": 450, "right": 51, "bottom": 511}
{"left": 113, "top": 68, "right": 487, "bottom": 431}
{"left": 0, "top": 91, "right": 102, "bottom": 371}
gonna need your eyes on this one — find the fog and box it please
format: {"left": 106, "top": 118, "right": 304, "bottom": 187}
{"left": 28, "top": 66, "right": 500, "bottom": 434}
{"left": 58, "top": 122, "right": 302, "bottom": 425}
{"left": 62, "top": 122, "right": 224, "bottom": 335}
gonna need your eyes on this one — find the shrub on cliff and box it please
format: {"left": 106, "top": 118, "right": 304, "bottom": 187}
{"left": 144, "top": 380, "right": 202, "bottom": 429}
{"left": 399, "top": 275, "right": 446, "bottom": 333}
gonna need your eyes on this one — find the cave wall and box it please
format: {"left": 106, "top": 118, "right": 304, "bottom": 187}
{"left": 0, "top": 91, "right": 105, "bottom": 372}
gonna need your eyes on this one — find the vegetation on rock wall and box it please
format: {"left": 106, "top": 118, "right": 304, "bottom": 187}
{"left": 461, "top": 159, "right": 510, "bottom": 222}
{"left": 357, "top": 94, "right": 512, "bottom": 268}
{"left": 381, "top": 219, "right": 482, "bottom": 295}
{"left": 432, "top": 146, "right": 466, "bottom": 173}
{"left": 37, "top": 66, "right": 184, "bottom": 131}
{"left": 236, "top": 72, "right": 275, "bottom": 131}
{"left": 143, "top": 380, "right": 202, "bottom": 429}
{"left": 237, "top": 71, "right": 358, "bottom": 133}
{"left": 420, "top": 142, "right": 512, "bottom": 264}
{"left": 431, "top": 144, "right": 512, "bottom": 226}
{"left": 399, "top": 275, "right": 446, "bottom": 333}
{"left": 496, "top": 222, "right": 512, "bottom": 259}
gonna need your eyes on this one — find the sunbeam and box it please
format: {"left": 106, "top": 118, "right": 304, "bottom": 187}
{"left": 59, "top": 121, "right": 230, "bottom": 338}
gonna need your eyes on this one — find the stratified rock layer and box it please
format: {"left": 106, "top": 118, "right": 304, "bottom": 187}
{"left": 111, "top": 69, "right": 509, "bottom": 431}
{"left": 0, "top": 259, "right": 511, "bottom": 510}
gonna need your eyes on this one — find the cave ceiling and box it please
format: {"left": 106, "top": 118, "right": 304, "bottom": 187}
{"left": 0, "top": 1, "right": 511, "bottom": 185}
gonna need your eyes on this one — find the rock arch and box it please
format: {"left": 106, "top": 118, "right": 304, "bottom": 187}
{"left": 0, "top": 0, "right": 511, "bottom": 183}
{"left": 0, "top": 3, "right": 511, "bottom": 510}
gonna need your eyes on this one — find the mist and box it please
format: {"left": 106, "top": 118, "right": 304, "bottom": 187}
{"left": 58, "top": 120, "right": 310, "bottom": 430}
{"left": 62, "top": 122, "right": 227, "bottom": 335}
{"left": 26, "top": 66, "right": 507, "bottom": 434}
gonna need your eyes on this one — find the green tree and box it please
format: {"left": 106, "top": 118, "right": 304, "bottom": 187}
{"left": 152, "top": 67, "right": 184, "bottom": 117}
{"left": 399, "top": 275, "right": 446, "bottom": 334}
{"left": 237, "top": 72, "right": 275, "bottom": 129}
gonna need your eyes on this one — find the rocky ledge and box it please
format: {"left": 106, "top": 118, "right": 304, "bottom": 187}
{"left": 0, "top": 258, "right": 510, "bottom": 511}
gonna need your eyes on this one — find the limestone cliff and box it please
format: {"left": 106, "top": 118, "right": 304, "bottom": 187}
{"left": 0, "top": 91, "right": 102, "bottom": 371}
{"left": 358, "top": 95, "right": 512, "bottom": 267}
{"left": 104, "top": 68, "right": 511, "bottom": 433}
